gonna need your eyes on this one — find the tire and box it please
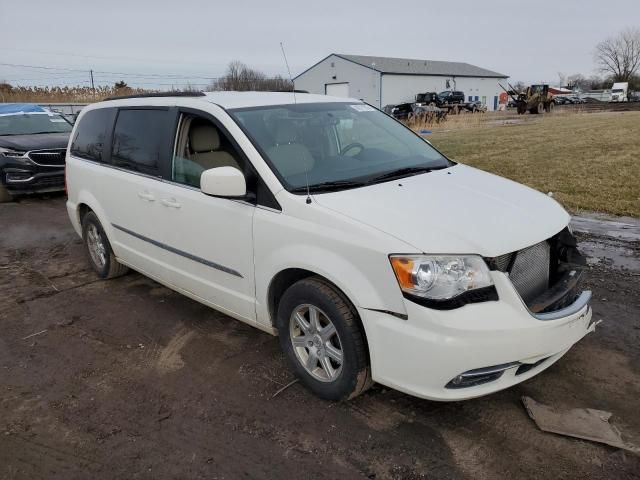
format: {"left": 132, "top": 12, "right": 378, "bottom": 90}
{"left": 546, "top": 102, "right": 554, "bottom": 113}
{"left": 276, "top": 276, "right": 372, "bottom": 401}
{"left": 82, "top": 211, "right": 129, "bottom": 279}
{"left": 537, "top": 102, "right": 544, "bottom": 114}
{"left": 0, "top": 185, "right": 14, "bottom": 203}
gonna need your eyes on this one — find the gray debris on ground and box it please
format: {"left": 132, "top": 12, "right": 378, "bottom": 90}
{"left": 522, "top": 396, "right": 640, "bottom": 453}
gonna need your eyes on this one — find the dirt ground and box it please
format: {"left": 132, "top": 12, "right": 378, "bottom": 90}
{"left": 1, "top": 195, "right": 639, "bottom": 480}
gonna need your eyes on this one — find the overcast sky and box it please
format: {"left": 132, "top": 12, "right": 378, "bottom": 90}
{"left": 1, "top": 0, "right": 638, "bottom": 89}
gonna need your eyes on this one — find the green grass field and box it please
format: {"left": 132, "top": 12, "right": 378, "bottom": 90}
{"left": 428, "top": 111, "right": 640, "bottom": 217}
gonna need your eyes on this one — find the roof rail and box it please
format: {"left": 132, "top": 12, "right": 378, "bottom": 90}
{"left": 104, "top": 91, "right": 206, "bottom": 101}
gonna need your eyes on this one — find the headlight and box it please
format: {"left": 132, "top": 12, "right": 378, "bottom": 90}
{"left": 389, "top": 255, "right": 494, "bottom": 303}
{"left": 0, "top": 147, "right": 26, "bottom": 158}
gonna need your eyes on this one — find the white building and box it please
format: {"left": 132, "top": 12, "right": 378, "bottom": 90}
{"left": 294, "top": 54, "right": 509, "bottom": 111}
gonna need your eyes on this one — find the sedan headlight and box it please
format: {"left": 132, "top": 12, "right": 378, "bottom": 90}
{"left": 390, "top": 255, "right": 496, "bottom": 307}
{"left": 0, "top": 147, "right": 26, "bottom": 158}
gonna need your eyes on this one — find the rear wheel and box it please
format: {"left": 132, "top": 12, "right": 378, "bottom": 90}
{"left": 82, "top": 211, "right": 129, "bottom": 279}
{"left": 276, "top": 277, "right": 372, "bottom": 401}
{"left": 545, "top": 101, "right": 555, "bottom": 113}
{"left": 0, "top": 185, "right": 14, "bottom": 203}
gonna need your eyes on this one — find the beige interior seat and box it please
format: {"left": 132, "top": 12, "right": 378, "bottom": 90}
{"left": 266, "top": 119, "right": 314, "bottom": 177}
{"left": 189, "top": 124, "right": 240, "bottom": 171}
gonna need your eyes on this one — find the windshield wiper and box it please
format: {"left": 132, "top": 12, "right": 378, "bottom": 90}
{"left": 365, "top": 165, "right": 446, "bottom": 184}
{"left": 290, "top": 179, "right": 366, "bottom": 193}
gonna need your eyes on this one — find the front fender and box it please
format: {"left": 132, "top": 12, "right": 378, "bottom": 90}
{"left": 253, "top": 207, "right": 410, "bottom": 328}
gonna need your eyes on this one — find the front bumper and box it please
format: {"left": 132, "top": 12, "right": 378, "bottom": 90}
{"left": 1, "top": 160, "right": 64, "bottom": 194}
{"left": 361, "top": 271, "right": 593, "bottom": 401}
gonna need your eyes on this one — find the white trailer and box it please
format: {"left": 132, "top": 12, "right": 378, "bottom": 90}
{"left": 610, "top": 82, "right": 629, "bottom": 102}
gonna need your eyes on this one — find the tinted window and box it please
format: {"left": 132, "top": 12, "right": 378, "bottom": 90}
{"left": 71, "top": 108, "right": 112, "bottom": 162}
{"left": 112, "top": 109, "right": 167, "bottom": 175}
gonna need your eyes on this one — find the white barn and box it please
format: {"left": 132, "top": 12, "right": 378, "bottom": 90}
{"left": 294, "top": 53, "right": 509, "bottom": 111}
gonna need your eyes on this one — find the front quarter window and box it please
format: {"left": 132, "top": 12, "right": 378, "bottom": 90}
{"left": 229, "top": 102, "right": 451, "bottom": 192}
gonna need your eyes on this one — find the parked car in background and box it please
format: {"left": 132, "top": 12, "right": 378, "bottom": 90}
{"left": 0, "top": 103, "right": 72, "bottom": 202}
{"left": 553, "top": 96, "right": 571, "bottom": 105}
{"left": 66, "top": 91, "right": 594, "bottom": 402}
{"left": 437, "top": 90, "right": 465, "bottom": 105}
{"left": 415, "top": 92, "right": 439, "bottom": 105}
{"left": 386, "top": 102, "right": 416, "bottom": 120}
{"left": 464, "top": 100, "right": 486, "bottom": 113}
{"left": 569, "top": 96, "right": 586, "bottom": 104}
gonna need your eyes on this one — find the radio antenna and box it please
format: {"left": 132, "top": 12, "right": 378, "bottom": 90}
{"left": 280, "top": 42, "right": 296, "bottom": 104}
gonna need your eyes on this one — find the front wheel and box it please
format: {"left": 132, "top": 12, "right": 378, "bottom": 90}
{"left": 277, "top": 277, "right": 372, "bottom": 401}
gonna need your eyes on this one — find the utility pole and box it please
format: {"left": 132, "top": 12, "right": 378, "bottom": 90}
{"left": 90, "top": 69, "right": 95, "bottom": 96}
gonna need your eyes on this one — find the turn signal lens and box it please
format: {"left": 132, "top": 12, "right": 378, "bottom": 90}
{"left": 390, "top": 257, "right": 414, "bottom": 289}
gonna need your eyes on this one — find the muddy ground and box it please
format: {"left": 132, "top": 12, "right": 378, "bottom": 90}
{"left": 1, "top": 195, "right": 639, "bottom": 480}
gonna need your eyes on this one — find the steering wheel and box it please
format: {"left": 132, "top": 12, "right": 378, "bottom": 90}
{"left": 340, "top": 142, "right": 364, "bottom": 157}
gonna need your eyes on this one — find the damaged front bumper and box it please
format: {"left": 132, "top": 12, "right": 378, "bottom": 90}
{"left": 361, "top": 227, "right": 595, "bottom": 401}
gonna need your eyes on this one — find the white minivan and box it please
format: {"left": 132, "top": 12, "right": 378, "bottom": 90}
{"left": 65, "top": 92, "right": 594, "bottom": 401}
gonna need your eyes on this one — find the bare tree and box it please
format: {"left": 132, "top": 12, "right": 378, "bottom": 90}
{"left": 511, "top": 81, "right": 526, "bottom": 92}
{"left": 594, "top": 27, "right": 640, "bottom": 81}
{"left": 567, "top": 73, "right": 587, "bottom": 89}
{"left": 210, "top": 61, "right": 292, "bottom": 92}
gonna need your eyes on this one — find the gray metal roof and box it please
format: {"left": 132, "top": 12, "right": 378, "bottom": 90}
{"left": 335, "top": 54, "right": 508, "bottom": 78}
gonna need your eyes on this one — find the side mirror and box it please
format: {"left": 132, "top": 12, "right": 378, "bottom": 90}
{"left": 200, "top": 166, "right": 246, "bottom": 198}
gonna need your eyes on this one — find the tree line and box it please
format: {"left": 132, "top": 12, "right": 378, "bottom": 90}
{"left": 209, "top": 61, "right": 293, "bottom": 92}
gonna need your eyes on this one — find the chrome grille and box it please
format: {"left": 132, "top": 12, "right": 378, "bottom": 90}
{"left": 28, "top": 149, "right": 66, "bottom": 166}
{"left": 509, "top": 241, "right": 551, "bottom": 303}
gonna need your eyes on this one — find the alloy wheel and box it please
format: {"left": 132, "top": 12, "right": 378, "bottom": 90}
{"left": 86, "top": 223, "right": 107, "bottom": 269}
{"left": 289, "top": 304, "right": 344, "bottom": 382}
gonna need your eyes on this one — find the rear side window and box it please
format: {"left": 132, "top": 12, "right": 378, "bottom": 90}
{"left": 111, "top": 109, "right": 167, "bottom": 175}
{"left": 71, "top": 108, "right": 112, "bottom": 162}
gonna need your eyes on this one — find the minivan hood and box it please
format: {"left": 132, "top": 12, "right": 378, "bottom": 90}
{"left": 313, "top": 164, "right": 569, "bottom": 257}
{"left": 0, "top": 133, "right": 70, "bottom": 152}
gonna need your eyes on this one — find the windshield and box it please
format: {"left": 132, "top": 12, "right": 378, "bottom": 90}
{"left": 0, "top": 113, "right": 72, "bottom": 136}
{"left": 229, "top": 102, "right": 451, "bottom": 192}
{"left": 612, "top": 89, "right": 624, "bottom": 93}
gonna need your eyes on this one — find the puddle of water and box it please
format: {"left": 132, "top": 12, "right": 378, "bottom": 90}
{"left": 571, "top": 213, "right": 640, "bottom": 242}
{"left": 578, "top": 239, "right": 640, "bottom": 272}
{"left": 570, "top": 212, "right": 640, "bottom": 273}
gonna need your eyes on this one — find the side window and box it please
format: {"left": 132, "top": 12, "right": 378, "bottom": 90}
{"left": 171, "top": 113, "right": 241, "bottom": 189}
{"left": 111, "top": 109, "right": 167, "bottom": 175}
{"left": 70, "top": 108, "right": 112, "bottom": 162}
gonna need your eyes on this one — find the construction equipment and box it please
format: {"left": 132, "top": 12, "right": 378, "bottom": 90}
{"left": 499, "top": 83, "right": 555, "bottom": 114}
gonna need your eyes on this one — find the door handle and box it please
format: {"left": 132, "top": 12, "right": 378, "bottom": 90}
{"left": 138, "top": 191, "right": 155, "bottom": 202}
{"left": 161, "top": 198, "right": 181, "bottom": 209}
